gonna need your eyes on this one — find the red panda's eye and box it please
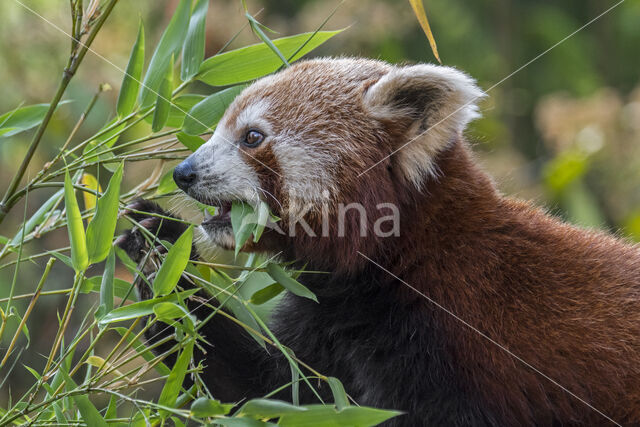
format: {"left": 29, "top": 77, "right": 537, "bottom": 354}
{"left": 243, "top": 130, "right": 265, "bottom": 148}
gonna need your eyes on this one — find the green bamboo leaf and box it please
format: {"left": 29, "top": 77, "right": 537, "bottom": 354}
{"left": 246, "top": 14, "right": 289, "bottom": 68}
{"left": 158, "top": 340, "right": 193, "bottom": 416}
{"left": 278, "top": 405, "right": 402, "bottom": 426}
{"left": 86, "top": 162, "right": 123, "bottom": 264}
{"left": 153, "top": 301, "right": 192, "bottom": 323}
{"left": 152, "top": 55, "right": 174, "bottom": 132}
{"left": 197, "top": 30, "right": 343, "bottom": 86}
{"left": 144, "top": 95, "right": 205, "bottom": 129}
{"left": 10, "top": 189, "right": 63, "bottom": 246}
{"left": 95, "top": 248, "right": 115, "bottom": 321}
{"left": 253, "top": 200, "right": 270, "bottom": 242}
{"left": 98, "top": 289, "right": 198, "bottom": 326}
{"left": 139, "top": 0, "right": 190, "bottom": 108}
{"left": 207, "top": 269, "right": 266, "bottom": 349}
{"left": 327, "top": 377, "right": 349, "bottom": 410}
{"left": 50, "top": 251, "right": 74, "bottom": 269}
{"left": 249, "top": 282, "right": 284, "bottom": 305}
{"left": 105, "top": 395, "right": 118, "bottom": 419}
{"left": 176, "top": 131, "right": 204, "bottom": 151}
{"left": 7, "top": 307, "right": 30, "bottom": 347}
{"left": 0, "top": 101, "right": 71, "bottom": 138}
{"left": 58, "top": 367, "right": 108, "bottom": 427}
{"left": 153, "top": 226, "right": 193, "bottom": 296}
{"left": 116, "top": 19, "right": 145, "bottom": 118}
{"left": 181, "top": 0, "right": 209, "bottom": 81}
{"left": 156, "top": 167, "right": 179, "bottom": 196}
{"left": 182, "top": 85, "right": 244, "bottom": 135}
{"left": 237, "top": 399, "right": 306, "bottom": 419}
{"left": 64, "top": 170, "right": 88, "bottom": 272}
{"left": 230, "top": 200, "right": 257, "bottom": 257}
{"left": 24, "top": 365, "right": 41, "bottom": 380}
{"left": 217, "top": 420, "right": 275, "bottom": 427}
{"left": 80, "top": 276, "right": 135, "bottom": 301}
{"left": 190, "top": 397, "right": 233, "bottom": 418}
{"left": 266, "top": 263, "right": 317, "bottom": 303}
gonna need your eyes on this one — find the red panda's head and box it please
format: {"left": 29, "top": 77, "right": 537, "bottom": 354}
{"left": 174, "top": 58, "right": 484, "bottom": 270}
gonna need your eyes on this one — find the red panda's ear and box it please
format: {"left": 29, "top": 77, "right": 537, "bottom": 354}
{"left": 362, "top": 64, "right": 485, "bottom": 187}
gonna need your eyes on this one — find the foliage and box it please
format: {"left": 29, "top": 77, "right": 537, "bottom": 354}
{"left": 0, "top": 2, "right": 399, "bottom": 426}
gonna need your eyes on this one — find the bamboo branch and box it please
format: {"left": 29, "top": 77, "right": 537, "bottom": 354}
{"left": 0, "top": 0, "right": 120, "bottom": 225}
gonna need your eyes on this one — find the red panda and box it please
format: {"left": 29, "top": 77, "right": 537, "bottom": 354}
{"left": 118, "top": 58, "right": 640, "bottom": 426}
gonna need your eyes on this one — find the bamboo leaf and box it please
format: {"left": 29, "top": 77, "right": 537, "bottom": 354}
{"left": 176, "top": 131, "right": 204, "bottom": 151}
{"left": 139, "top": 0, "right": 190, "bottom": 108}
{"left": 182, "top": 85, "right": 245, "bottom": 135}
{"left": 181, "top": 0, "right": 209, "bottom": 81}
{"left": 249, "top": 282, "right": 284, "bottom": 305}
{"left": 207, "top": 269, "right": 267, "bottom": 349}
{"left": 190, "top": 397, "right": 233, "bottom": 418}
{"left": 156, "top": 167, "right": 179, "bottom": 196}
{"left": 98, "top": 289, "right": 198, "bottom": 326}
{"left": 0, "top": 101, "right": 71, "bottom": 138}
{"left": 81, "top": 276, "right": 135, "bottom": 301}
{"left": 153, "top": 226, "right": 194, "bottom": 296}
{"left": 230, "top": 201, "right": 257, "bottom": 257}
{"left": 246, "top": 13, "right": 289, "bottom": 68}
{"left": 408, "top": 0, "right": 441, "bottom": 63}
{"left": 237, "top": 399, "right": 306, "bottom": 419}
{"left": 153, "top": 301, "right": 193, "bottom": 327}
{"left": 152, "top": 55, "right": 174, "bottom": 132}
{"left": 85, "top": 355, "right": 126, "bottom": 379}
{"left": 64, "top": 170, "right": 88, "bottom": 272}
{"left": 105, "top": 395, "right": 118, "bottom": 419}
{"left": 117, "top": 19, "right": 145, "bottom": 118}
{"left": 95, "top": 248, "right": 115, "bottom": 321}
{"left": 10, "top": 189, "right": 63, "bottom": 246}
{"left": 197, "top": 30, "right": 343, "bottom": 86}
{"left": 327, "top": 377, "right": 349, "bottom": 410}
{"left": 86, "top": 162, "right": 123, "bottom": 264}
{"left": 253, "top": 200, "right": 270, "bottom": 242}
{"left": 58, "top": 367, "right": 108, "bottom": 427}
{"left": 158, "top": 340, "right": 193, "bottom": 416}
{"left": 144, "top": 94, "right": 205, "bottom": 129}
{"left": 266, "top": 263, "right": 317, "bottom": 303}
{"left": 278, "top": 405, "right": 402, "bottom": 426}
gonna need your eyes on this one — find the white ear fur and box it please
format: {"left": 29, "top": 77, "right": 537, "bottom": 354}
{"left": 363, "top": 64, "right": 485, "bottom": 187}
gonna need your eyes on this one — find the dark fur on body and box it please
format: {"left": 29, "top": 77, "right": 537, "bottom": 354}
{"left": 119, "top": 138, "right": 640, "bottom": 426}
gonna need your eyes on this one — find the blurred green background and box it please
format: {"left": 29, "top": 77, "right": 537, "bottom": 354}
{"left": 2, "top": 0, "right": 640, "bottom": 235}
{"left": 0, "top": 0, "right": 639, "bottom": 400}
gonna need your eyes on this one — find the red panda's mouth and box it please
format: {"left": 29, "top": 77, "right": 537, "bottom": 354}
{"left": 202, "top": 200, "right": 232, "bottom": 225}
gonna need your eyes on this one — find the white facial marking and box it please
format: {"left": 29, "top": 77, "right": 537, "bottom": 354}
{"left": 190, "top": 127, "right": 261, "bottom": 206}
{"left": 235, "top": 99, "right": 272, "bottom": 134}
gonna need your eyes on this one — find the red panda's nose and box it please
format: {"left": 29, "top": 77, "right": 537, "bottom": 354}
{"left": 173, "top": 157, "right": 197, "bottom": 191}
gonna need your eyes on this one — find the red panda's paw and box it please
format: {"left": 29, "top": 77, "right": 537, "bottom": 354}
{"left": 115, "top": 199, "right": 189, "bottom": 265}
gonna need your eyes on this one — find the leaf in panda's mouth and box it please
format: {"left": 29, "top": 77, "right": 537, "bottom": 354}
{"left": 229, "top": 200, "right": 279, "bottom": 257}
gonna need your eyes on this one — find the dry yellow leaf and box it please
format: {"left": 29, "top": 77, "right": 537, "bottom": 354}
{"left": 408, "top": 0, "right": 441, "bottom": 63}
{"left": 81, "top": 173, "right": 102, "bottom": 220}
{"left": 85, "top": 355, "right": 129, "bottom": 380}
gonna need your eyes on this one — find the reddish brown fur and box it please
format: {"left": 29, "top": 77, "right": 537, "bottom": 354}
{"left": 286, "top": 137, "right": 640, "bottom": 423}
{"left": 387, "top": 140, "right": 640, "bottom": 424}
{"left": 204, "top": 59, "right": 640, "bottom": 423}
